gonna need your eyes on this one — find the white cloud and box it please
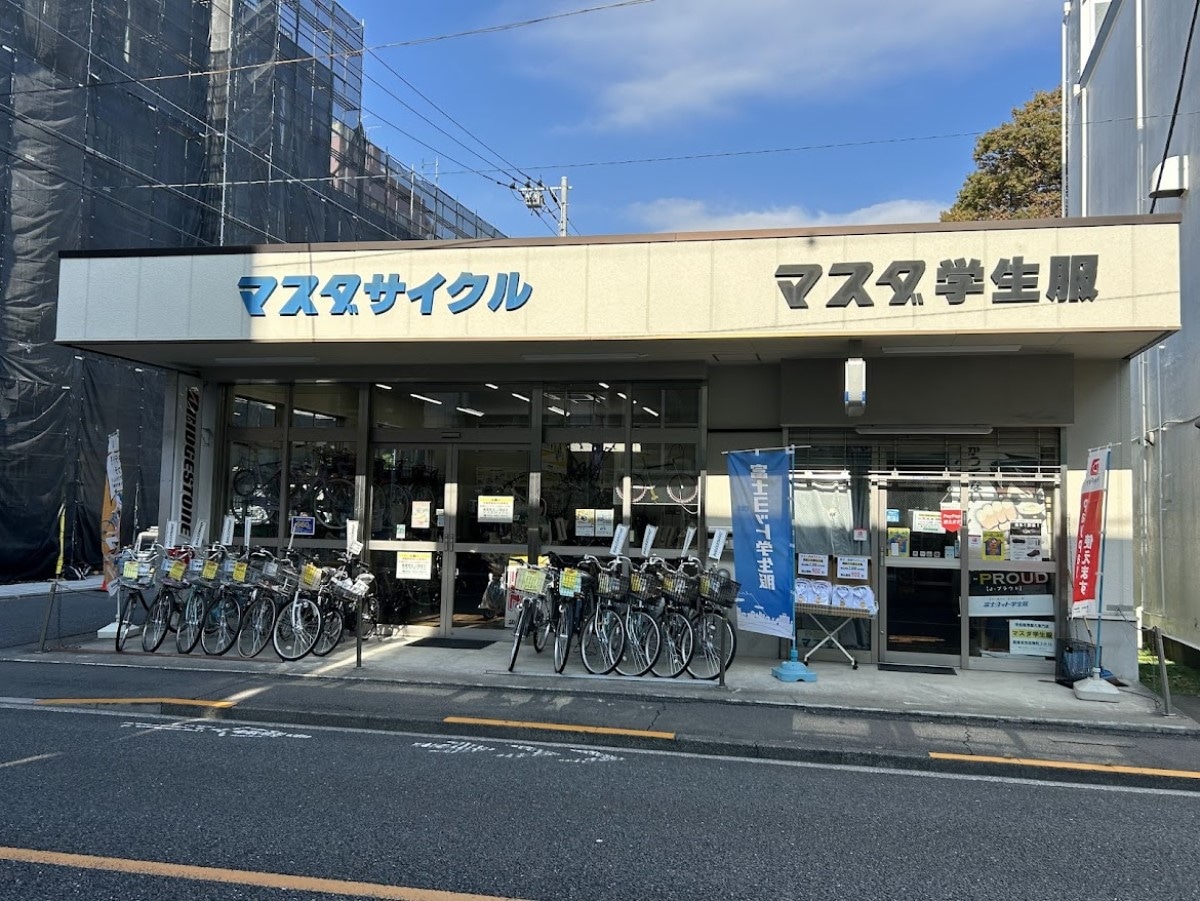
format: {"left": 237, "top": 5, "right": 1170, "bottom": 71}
{"left": 523, "top": 0, "right": 1051, "bottom": 130}
{"left": 628, "top": 197, "right": 948, "bottom": 232}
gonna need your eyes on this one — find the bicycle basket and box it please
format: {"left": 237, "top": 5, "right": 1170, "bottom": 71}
{"left": 118, "top": 555, "right": 157, "bottom": 589}
{"left": 513, "top": 566, "right": 548, "bottom": 598}
{"left": 628, "top": 571, "right": 662, "bottom": 603}
{"left": 661, "top": 571, "right": 699, "bottom": 603}
{"left": 265, "top": 560, "right": 300, "bottom": 596}
{"left": 699, "top": 571, "right": 740, "bottom": 607}
{"left": 596, "top": 570, "right": 630, "bottom": 601}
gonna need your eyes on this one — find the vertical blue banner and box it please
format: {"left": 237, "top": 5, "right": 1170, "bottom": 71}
{"left": 728, "top": 450, "right": 795, "bottom": 639}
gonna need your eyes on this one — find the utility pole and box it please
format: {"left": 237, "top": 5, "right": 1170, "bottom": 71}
{"left": 518, "top": 176, "right": 570, "bottom": 236}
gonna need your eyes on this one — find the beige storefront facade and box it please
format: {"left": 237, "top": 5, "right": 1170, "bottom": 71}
{"left": 56, "top": 214, "right": 1180, "bottom": 680}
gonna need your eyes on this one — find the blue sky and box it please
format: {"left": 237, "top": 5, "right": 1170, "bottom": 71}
{"left": 343, "top": 0, "right": 1062, "bottom": 238}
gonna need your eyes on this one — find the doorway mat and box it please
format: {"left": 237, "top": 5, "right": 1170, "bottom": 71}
{"left": 877, "top": 663, "right": 957, "bottom": 675}
{"left": 409, "top": 637, "right": 497, "bottom": 650}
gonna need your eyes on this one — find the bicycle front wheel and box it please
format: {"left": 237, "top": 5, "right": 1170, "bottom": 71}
{"left": 581, "top": 608, "right": 625, "bottom": 675}
{"left": 553, "top": 602, "right": 573, "bottom": 673}
{"left": 615, "top": 610, "right": 662, "bottom": 677}
{"left": 686, "top": 611, "right": 737, "bottom": 680}
{"left": 116, "top": 588, "right": 141, "bottom": 652}
{"left": 141, "top": 592, "right": 172, "bottom": 652}
{"left": 273, "top": 597, "right": 322, "bottom": 661}
{"left": 311, "top": 605, "right": 344, "bottom": 657}
{"left": 176, "top": 589, "right": 206, "bottom": 654}
{"left": 201, "top": 591, "right": 242, "bottom": 656}
{"left": 532, "top": 595, "right": 552, "bottom": 653}
{"left": 651, "top": 610, "right": 694, "bottom": 678}
{"left": 237, "top": 594, "right": 275, "bottom": 658}
{"left": 507, "top": 601, "right": 530, "bottom": 672}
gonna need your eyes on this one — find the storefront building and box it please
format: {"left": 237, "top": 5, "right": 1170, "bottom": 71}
{"left": 55, "top": 215, "right": 1180, "bottom": 680}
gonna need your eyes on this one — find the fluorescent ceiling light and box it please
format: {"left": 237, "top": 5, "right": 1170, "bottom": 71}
{"left": 641, "top": 406, "right": 659, "bottom": 417}
{"left": 375, "top": 383, "right": 392, "bottom": 390}
{"left": 598, "top": 382, "right": 610, "bottom": 389}
{"left": 521, "top": 353, "right": 646, "bottom": 362}
{"left": 512, "top": 392, "right": 530, "bottom": 402}
{"left": 548, "top": 405, "right": 568, "bottom": 416}
{"left": 617, "top": 392, "right": 627, "bottom": 399}
{"left": 881, "top": 345, "right": 1022, "bottom": 355}
{"left": 545, "top": 392, "right": 561, "bottom": 400}
{"left": 855, "top": 425, "right": 994, "bottom": 436}
{"left": 410, "top": 393, "right": 442, "bottom": 405}
{"left": 485, "top": 383, "right": 499, "bottom": 390}
{"left": 456, "top": 406, "right": 484, "bottom": 417}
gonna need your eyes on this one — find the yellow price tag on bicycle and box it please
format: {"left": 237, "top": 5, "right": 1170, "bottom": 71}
{"left": 122, "top": 561, "right": 138, "bottom": 580}
{"left": 560, "top": 568, "right": 581, "bottom": 596}
{"left": 202, "top": 560, "right": 218, "bottom": 581}
{"left": 232, "top": 561, "right": 248, "bottom": 583}
{"left": 168, "top": 560, "right": 185, "bottom": 582}
{"left": 515, "top": 567, "right": 546, "bottom": 595}
{"left": 301, "top": 562, "right": 321, "bottom": 588}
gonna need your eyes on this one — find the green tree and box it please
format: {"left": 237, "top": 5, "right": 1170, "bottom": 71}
{"left": 941, "top": 89, "right": 1062, "bottom": 222}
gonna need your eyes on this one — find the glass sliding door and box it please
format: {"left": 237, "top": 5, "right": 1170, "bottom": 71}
{"left": 879, "top": 480, "right": 964, "bottom": 664}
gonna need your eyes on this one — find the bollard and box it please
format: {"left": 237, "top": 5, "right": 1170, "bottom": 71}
{"left": 718, "top": 609, "right": 727, "bottom": 687}
{"left": 1154, "top": 626, "right": 1175, "bottom": 717}
{"left": 356, "top": 595, "right": 363, "bottom": 669}
{"left": 38, "top": 580, "right": 60, "bottom": 653}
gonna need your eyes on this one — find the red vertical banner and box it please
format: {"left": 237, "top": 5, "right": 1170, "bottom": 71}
{"left": 1071, "top": 448, "right": 1109, "bottom": 617}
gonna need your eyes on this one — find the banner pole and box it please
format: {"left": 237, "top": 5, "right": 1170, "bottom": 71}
{"left": 1074, "top": 444, "right": 1119, "bottom": 702}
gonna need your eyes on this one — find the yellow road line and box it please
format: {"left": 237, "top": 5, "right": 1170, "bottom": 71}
{"left": 444, "top": 715, "right": 674, "bottom": 740}
{"left": 0, "top": 846, "right": 530, "bottom": 901}
{"left": 35, "top": 698, "right": 234, "bottom": 709}
{"left": 929, "top": 751, "right": 1200, "bottom": 780}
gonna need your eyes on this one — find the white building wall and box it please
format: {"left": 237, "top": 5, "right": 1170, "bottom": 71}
{"left": 1068, "top": 0, "right": 1200, "bottom": 653}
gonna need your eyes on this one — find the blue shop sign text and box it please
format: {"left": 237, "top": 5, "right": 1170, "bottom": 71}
{"left": 238, "top": 271, "right": 533, "bottom": 317}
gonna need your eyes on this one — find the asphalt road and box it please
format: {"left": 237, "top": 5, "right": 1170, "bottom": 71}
{"left": 0, "top": 587, "right": 115, "bottom": 651}
{"left": 1, "top": 705, "right": 1198, "bottom": 901}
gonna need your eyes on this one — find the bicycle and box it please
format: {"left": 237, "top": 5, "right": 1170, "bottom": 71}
{"left": 507, "top": 564, "right": 551, "bottom": 672}
{"left": 577, "top": 555, "right": 627, "bottom": 676}
{"left": 615, "top": 561, "right": 663, "bottom": 677}
{"left": 646, "top": 556, "right": 698, "bottom": 678}
{"left": 235, "top": 550, "right": 295, "bottom": 658}
{"left": 114, "top": 545, "right": 162, "bottom": 652}
{"left": 271, "top": 558, "right": 324, "bottom": 661}
{"left": 687, "top": 567, "right": 739, "bottom": 679}
{"left": 311, "top": 549, "right": 378, "bottom": 657}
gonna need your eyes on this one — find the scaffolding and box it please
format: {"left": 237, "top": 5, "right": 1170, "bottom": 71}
{"left": 0, "top": 0, "right": 504, "bottom": 580}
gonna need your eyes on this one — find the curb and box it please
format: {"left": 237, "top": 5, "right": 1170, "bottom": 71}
{"left": 6, "top": 649, "right": 1198, "bottom": 737}
{"left": 160, "top": 701, "right": 1200, "bottom": 793}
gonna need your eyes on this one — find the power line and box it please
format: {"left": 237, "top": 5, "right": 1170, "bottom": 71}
{"left": 1149, "top": 0, "right": 1200, "bottom": 213}
{"left": 0, "top": 0, "right": 657, "bottom": 100}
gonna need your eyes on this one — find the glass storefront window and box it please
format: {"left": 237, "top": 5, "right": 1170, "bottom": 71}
{"left": 969, "top": 574, "right": 1056, "bottom": 658}
{"left": 370, "top": 447, "right": 446, "bottom": 541}
{"left": 542, "top": 441, "right": 626, "bottom": 547}
{"left": 965, "top": 481, "right": 1054, "bottom": 562}
{"left": 227, "top": 440, "right": 283, "bottom": 540}
{"left": 231, "top": 386, "right": 286, "bottom": 428}
{"left": 632, "top": 384, "right": 700, "bottom": 427}
{"left": 293, "top": 383, "right": 359, "bottom": 429}
{"left": 372, "top": 384, "right": 532, "bottom": 429}
{"left": 288, "top": 441, "right": 356, "bottom": 538}
{"left": 367, "top": 551, "right": 442, "bottom": 629}
{"left": 456, "top": 448, "right": 530, "bottom": 545}
{"left": 628, "top": 442, "right": 699, "bottom": 555}
{"left": 544, "top": 383, "right": 625, "bottom": 428}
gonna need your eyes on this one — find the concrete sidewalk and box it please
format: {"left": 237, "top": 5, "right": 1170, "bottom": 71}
{"left": 5, "top": 626, "right": 1195, "bottom": 735}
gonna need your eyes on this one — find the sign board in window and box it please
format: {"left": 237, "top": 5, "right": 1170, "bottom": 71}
{"left": 411, "top": 501, "right": 431, "bottom": 530}
{"left": 289, "top": 515, "right": 316, "bottom": 538}
{"left": 396, "top": 551, "right": 434, "bottom": 581}
{"left": 478, "top": 496, "right": 514, "bottom": 523}
{"left": 1009, "top": 619, "right": 1055, "bottom": 656}
{"left": 798, "top": 554, "right": 829, "bottom": 577}
{"left": 595, "top": 509, "right": 615, "bottom": 538}
{"left": 968, "top": 571, "right": 1054, "bottom": 617}
{"left": 835, "top": 556, "right": 869, "bottom": 581}
{"left": 575, "top": 508, "right": 595, "bottom": 538}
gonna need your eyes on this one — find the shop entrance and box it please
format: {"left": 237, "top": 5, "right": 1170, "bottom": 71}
{"left": 876, "top": 472, "right": 1061, "bottom": 671}
{"left": 365, "top": 443, "right": 530, "bottom": 635}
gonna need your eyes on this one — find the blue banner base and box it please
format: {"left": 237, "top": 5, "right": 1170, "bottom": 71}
{"left": 772, "top": 648, "right": 817, "bottom": 683}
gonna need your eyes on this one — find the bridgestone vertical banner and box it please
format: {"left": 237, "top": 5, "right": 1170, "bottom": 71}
{"left": 728, "top": 450, "right": 795, "bottom": 639}
{"left": 179, "top": 387, "right": 200, "bottom": 536}
{"left": 1071, "top": 447, "right": 1110, "bottom": 618}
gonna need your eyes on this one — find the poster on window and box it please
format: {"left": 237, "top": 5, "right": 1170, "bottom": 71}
{"left": 968, "top": 571, "right": 1054, "bottom": 617}
{"left": 574, "top": 508, "right": 595, "bottom": 537}
{"left": 396, "top": 551, "right": 433, "bottom": 581}
{"left": 411, "top": 501, "right": 431, "bottom": 530}
{"left": 595, "top": 508, "right": 615, "bottom": 538}
{"left": 798, "top": 554, "right": 829, "bottom": 577}
{"left": 1009, "top": 619, "right": 1055, "bottom": 656}
{"left": 728, "top": 450, "right": 793, "bottom": 639}
{"left": 478, "top": 495, "right": 515, "bottom": 523}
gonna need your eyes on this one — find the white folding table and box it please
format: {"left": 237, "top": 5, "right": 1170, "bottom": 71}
{"left": 795, "top": 601, "right": 875, "bottom": 670}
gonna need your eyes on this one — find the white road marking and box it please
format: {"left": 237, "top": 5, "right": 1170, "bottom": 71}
{"left": 0, "top": 753, "right": 62, "bottom": 769}
{"left": 120, "top": 721, "right": 311, "bottom": 740}
{"left": 411, "top": 740, "right": 623, "bottom": 763}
